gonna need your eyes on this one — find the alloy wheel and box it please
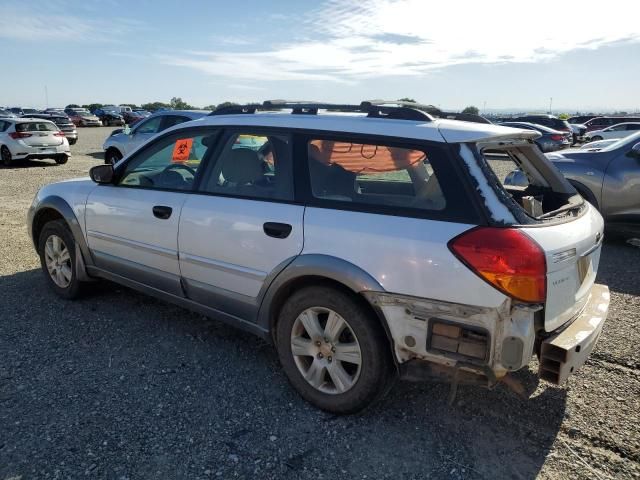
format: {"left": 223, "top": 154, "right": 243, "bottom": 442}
{"left": 290, "top": 307, "right": 362, "bottom": 394}
{"left": 44, "top": 234, "right": 72, "bottom": 288}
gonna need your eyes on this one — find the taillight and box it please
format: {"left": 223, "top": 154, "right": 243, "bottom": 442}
{"left": 550, "top": 134, "right": 564, "bottom": 141}
{"left": 448, "top": 227, "right": 546, "bottom": 303}
{"left": 53, "top": 131, "right": 65, "bottom": 137}
{"left": 9, "top": 132, "right": 32, "bottom": 139}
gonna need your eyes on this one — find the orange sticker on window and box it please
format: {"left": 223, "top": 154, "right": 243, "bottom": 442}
{"left": 172, "top": 138, "right": 193, "bottom": 162}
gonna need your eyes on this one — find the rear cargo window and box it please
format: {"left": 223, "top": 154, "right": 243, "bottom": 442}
{"left": 478, "top": 144, "right": 582, "bottom": 221}
{"left": 307, "top": 139, "right": 445, "bottom": 210}
{"left": 16, "top": 122, "right": 57, "bottom": 132}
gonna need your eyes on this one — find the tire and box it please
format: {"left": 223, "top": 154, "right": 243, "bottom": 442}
{"left": 55, "top": 155, "right": 68, "bottom": 165}
{"left": 105, "top": 149, "right": 122, "bottom": 165}
{"left": 38, "top": 220, "right": 84, "bottom": 299}
{"left": 1, "top": 145, "right": 12, "bottom": 166}
{"left": 68, "top": 139, "right": 77, "bottom": 145}
{"left": 591, "top": 135, "right": 603, "bottom": 141}
{"left": 276, "top": 286, "right": 394, "bottom": 414}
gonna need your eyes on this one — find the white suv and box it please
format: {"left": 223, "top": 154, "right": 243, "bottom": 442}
{"left": 28, "top": 101, "right": 609, "bottom": 413}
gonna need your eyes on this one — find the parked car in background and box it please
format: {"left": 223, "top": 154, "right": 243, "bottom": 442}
{"left": 94, "top": 108, "right": 125, "bottom": 127}
{"left": 583, "top": 116, "right": 640, "bottom": 132}
{"left": 569, "top": 123, "right": 587, "bottom": 144}
{"left": 506, "top": 132, "right": 640, "bottom": 236}
{"left": 0, "top": 109, "right": 17, "bottom": 118}
{"left": 579, "top": 139, "right": 619, "bottom": 150}
{"left": 102, "top": 110, "right": 208, "bottom": 164}
{"left": 30, "top": 100, "right": 609, "bottom": 413}
{"left": 21, "top": 108, "right": 39, "bottom": 115}
{"left": 0, "top": 117, "right": 70, "bottom": 166}
{"left": 119, "top": 105, "right": 133, "bottom": 114}
{"left": 21, "top": 113, "right": 78, "bottom": 145}
{"left": 122, "top": 110, "right": 147, "bottom": 125}
{"left": 499, "top": 121, "right": 571, "bottom": 152}
{"left": 65, "top": 108, "right": 102, "bottom": 127}
{"left": 568, "top": 115, "right": 598, "bottom": 124}
{"left": 585, "top": 122, "right": 640, "bottom": 141}
{"left": 9, "top": 108, "right": 24, "bottom": 116}
{"left": 509, "top": 114, "right": 573, "bottom": 135}
{"left": 133, "top": 109, "right": 151, "bottom": 118}
{"left": 43, "top": 108, "right": 66, "bottom": 115}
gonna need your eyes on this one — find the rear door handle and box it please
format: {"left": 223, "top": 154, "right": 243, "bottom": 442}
{"left": 152, "top": 205, "right": 173, "bottom": 220}
{"left": 263, "top": 222, "right": 292, "bottom": 239}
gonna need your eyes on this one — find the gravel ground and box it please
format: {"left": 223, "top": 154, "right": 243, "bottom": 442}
{"left": 0, "top": 127, "right": 639, "bottom": 479}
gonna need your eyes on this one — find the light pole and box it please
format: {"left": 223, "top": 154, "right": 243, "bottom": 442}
{"left": 549, "top": 97, "right": 553, "bottom": 114}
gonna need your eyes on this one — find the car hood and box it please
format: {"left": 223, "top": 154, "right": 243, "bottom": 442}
{"left": 545, "top": 148, "right": 616, "bottom": 164}
{"left": 81, "top": 115, "right": 99, "bottom": 120}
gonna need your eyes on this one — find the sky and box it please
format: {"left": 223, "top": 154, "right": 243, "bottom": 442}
{"left": 1, "top": 0, "right": 639, "bottom": 113}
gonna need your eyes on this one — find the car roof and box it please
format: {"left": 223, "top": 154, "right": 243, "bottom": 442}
{"left": 150, "top": 109, "right": 209, "bottom": 119}
{"left": 175, "top": 112, "right": 539, "bottom": 144}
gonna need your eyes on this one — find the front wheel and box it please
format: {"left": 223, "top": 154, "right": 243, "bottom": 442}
{"left": 1, "top": 145, "right": 12, "bottom": 166}
{"left": 276, "top": 286, "right": 394, "bottom": 414}
{"left": 591, "top": 135, "right": 603, "bottom": 141}
{"left": 55, "top": 155, "right": 68, "bottom": 164}
{"left": 38, "top": 220, "right": 84, "bottom": 299}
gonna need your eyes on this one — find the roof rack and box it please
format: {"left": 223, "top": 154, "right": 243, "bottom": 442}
{"left": 210, "top": 100, "right": 434, "bottom": 121}
{"left": 364, "top": 99, "right": 492, "bottom": 124}
{"left": 209, "top": 100, "right": 492, "bottom": 124}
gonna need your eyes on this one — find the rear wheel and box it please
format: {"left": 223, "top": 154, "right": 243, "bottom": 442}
{"left": 591, "top": 135, "right": 603, "bottom": 141}
{"left": 276, "top": 286, "right": 394, "bottom": 414}
{"left": 38, "top": 220, "right": 84, "bottom": 299}
{"left": 105, "top": 149, "right": 122, "bottom": 165}
{"left": 68, "top": 139, "right": 77, "bottom": 145}
{"left": 1, "top": 145, "right": 12, "bottom": 166}
{"left": 55, "top": 155, "right": 68, "bottom": 165}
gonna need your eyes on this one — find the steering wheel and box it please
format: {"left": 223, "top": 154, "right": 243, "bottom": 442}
{"left": 163, "top": 163, "right": 196, "bottom": 176}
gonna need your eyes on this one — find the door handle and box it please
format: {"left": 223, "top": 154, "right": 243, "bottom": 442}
{"left": 152, "top": 205, "right": 173, "bottom": 220}
{"left": 263, "top": 222, "right": 292, "bottom": 239}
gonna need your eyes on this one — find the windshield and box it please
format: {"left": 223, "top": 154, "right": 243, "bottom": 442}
{"left": 600, "top": 131, "right": 640, "bottom": 152}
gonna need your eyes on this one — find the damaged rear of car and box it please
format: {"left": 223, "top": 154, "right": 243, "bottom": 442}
{"left": 375, "top": 126, "right": 609, "bottom": 392}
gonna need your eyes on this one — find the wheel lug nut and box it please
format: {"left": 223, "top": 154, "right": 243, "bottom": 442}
{"left": 331, "top": 346, "right": 336, "bottom": 352}
{"left": 315, "top": 341, "right": 321, "bottom": 347}
{"left": 317, "top": 353, "right": 323, "bottom": 359}
{"left": 328, "top": 356, "right": 332, "bottom": 362}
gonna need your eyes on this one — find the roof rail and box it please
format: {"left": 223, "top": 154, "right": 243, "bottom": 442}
{"left": 364, "top": 99, "right": 493, "bottom": 124}
{"left": 210, "top": 100, "right": 434, "bottom": 122}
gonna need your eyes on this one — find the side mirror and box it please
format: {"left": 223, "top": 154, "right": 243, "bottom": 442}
{"left": 628, "top": 142, "right": 640, "bottom": 159}
{"left": 90, "top": 164, "right": 115, "bottom": 184}
{"left": 123, "top": 125, "right": 132, "bottom": 135}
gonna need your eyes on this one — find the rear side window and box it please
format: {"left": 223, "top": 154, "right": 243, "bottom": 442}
{"left": 200, "top": 132, "right": 293, "bottom": 201}
{"left": 307, "top": 139, "right": 445, "bottom": 211}
{"left": 16, "top": 122, "right": 57, "bottom": 132}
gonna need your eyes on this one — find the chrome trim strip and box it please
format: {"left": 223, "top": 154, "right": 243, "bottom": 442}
{"left": 87, "top": 230, "right": 177, "bottom": 259}
{"left": 180, "top": 252, "right": 266, "bottom": 280}
{"left": 582, "top": 235, "right": 604, "bottom": 257}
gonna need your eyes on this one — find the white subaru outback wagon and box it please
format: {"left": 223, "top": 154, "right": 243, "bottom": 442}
{"left": 28, "top": 101, "right": 609, "bottom": 413}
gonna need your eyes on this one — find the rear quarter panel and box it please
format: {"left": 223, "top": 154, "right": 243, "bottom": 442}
{"left": 302, "top": 207, "right": 508, "bottom": 308}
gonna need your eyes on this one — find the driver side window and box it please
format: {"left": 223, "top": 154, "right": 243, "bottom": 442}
{"left": 119, "top": 131, "right": 216, "bottom": 191}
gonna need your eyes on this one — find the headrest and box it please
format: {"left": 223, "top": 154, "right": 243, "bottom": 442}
{"left": 221, "top": 148, "right": 263, "bottom": 184}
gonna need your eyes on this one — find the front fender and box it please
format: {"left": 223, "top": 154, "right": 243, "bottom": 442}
{"left": 29, "top": 195, "right": 93, "bottom": 269}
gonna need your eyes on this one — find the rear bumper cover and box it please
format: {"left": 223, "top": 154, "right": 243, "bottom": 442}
{"left": 539, "top": 283, "right": 609, "bottom": 384}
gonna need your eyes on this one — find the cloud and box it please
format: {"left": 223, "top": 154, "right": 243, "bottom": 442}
{"left": 0, "top": 5, "right": 143, "bottom": 42}
{"left": 163, "top": 0, "right": 640, "bottom": 83}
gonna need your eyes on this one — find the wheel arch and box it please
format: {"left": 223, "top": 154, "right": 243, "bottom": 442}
{"left": 30, "top": 196, "right": 94, "bottom": 272}
{"left": 257, "top": 254, "right": 397, "bottom": 364}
